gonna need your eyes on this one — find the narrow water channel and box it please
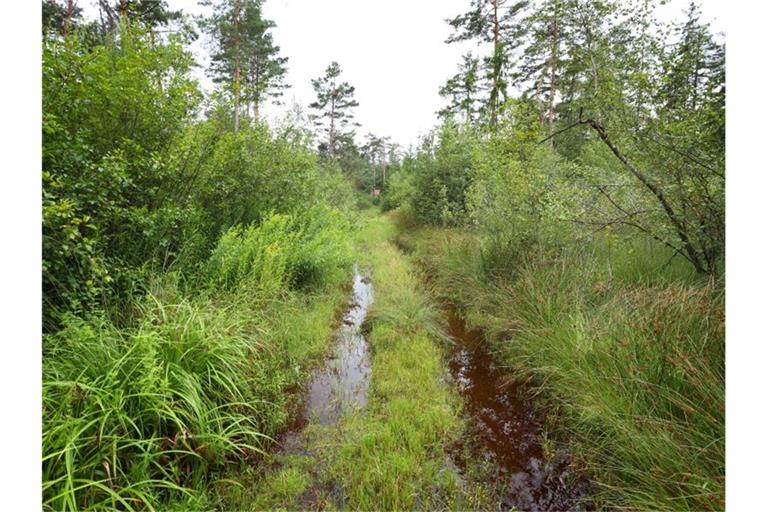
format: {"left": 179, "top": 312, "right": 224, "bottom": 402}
{"left": 270, "top": 266, "right": 374, "bottom": 509}
{"left": 445, "top": 307, "right": 591, "bottom": 511}
{"left": 304, "top": 265, "right": 374, "bottom": 425}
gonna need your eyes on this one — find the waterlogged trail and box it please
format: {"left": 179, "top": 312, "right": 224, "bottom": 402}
{"left": 304, "top": 265, "right": 374, "bottom": 425}
{"left": 445, "top": 307, "right": 591, "bottom": 511}
{"left": 263, "top": 265, "right": 375, "bottom": 507}
{"left": 236, "top": 212, "right": 590, "bottom": 510}
{"left": 239, "top": 213, "right": 466, "bottom": 510}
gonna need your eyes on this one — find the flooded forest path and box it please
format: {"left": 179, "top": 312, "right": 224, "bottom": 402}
{"left": 235, "top": 211, "right": 590, "bottom": 511}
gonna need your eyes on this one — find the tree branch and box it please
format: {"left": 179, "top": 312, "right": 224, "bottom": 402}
{"left": 540, "top": 115, "right": 706, "bottom": 273}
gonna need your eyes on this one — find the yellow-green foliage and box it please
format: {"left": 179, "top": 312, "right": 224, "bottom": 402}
{"left": 42, "top": 27, "right": 357, "bottom": 328}
{"left": 206, "top": 205, "right": 353, "bottom": 293}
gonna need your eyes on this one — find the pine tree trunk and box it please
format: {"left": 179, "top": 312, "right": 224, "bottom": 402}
{"left": 64, "top": 0, "right": 74, "bottom": 37}
{"left": 490, "top": 0, "right": 501, "bottom": 129}
{"left": 329, "top": 94, "right": 336, "bottom": 158}
{"left": 547, "top": 0, "right": 560, "bottom": 148}
{"left": 535, "top": 75, "right": 546, "bottom": 126}
{"left": 253, "top": 64, "right": 261, "bottom": 122}
{"left": 118, "top": 0, "right": 129, "bottom": 31}
{"left": 233, "top": 0, "right": 241, "bottom": 133}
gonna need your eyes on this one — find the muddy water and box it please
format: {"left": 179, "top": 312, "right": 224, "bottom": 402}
{"left": 266, "top": 268, "right": 373, "bottom": 510}
{"left": 303, "top": 266, "right": 374, "bottom": 425}
{"left": 445, "top": 308, "right": 591, "bottom": 511}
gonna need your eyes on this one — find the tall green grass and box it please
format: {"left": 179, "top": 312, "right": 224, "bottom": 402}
{"left": 403, "top": 219, "right": 725, "bottom": 511}
{"left": 42, "top": 210, "right": 352, "bottom": 511}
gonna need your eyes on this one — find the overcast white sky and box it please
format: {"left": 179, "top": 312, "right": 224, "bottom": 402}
{"left": 81, "top": 0, "right": 726, "bottom": 149}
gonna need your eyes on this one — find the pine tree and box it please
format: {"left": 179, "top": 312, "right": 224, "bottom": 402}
{"left": 445, "top": 0, "right": 529, "bottom": 129}
{"left": 516, "top": 0, "right": 569, "bottom": 145}
{"left": 242, "top": 9, "right": 288, "bottom": 121}
{"left": 309, "top": 61, "right": 360, "bottom": 159}
{"left": 660, "top": 2, "right": 722, "bottom": 114}
{"left": 96, "top": 0, "right": 181, "bottom": 33}
{"left": 202, "top": 0, "right": 289, "bottom": 131}
{"left": 42, "top": 0, "right": 83, "bottom": 37}
{"left": 362, "top": 133, "right": 393, "bottom": 190}
{"left": 438, "top": 53, "right": 484, "bottom": 124}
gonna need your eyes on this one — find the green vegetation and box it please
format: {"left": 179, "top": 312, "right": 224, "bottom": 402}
{"left": 42, "top": 0, "right": 725, "bottom": 510}
{"left": 377, "top": 1, "right": 725, "bottom": 509}
{"left": 43, "top": 273, "right": 348, "bottom": 510}
{"left": 214, "top": 213, "right": 476, "bottom": 510}
{"left": 41, "top": 9, "right": 359, "bottom": 510}
{"left": 327, "top": 215, "right": 462, "bottom": 510}
{"left": 397, "top": 219, "right": 723, "bottom": 510}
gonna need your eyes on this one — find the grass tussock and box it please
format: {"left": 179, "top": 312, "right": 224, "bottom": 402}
{"left": 402, "top": 220, "right": 724, "bottom": 511}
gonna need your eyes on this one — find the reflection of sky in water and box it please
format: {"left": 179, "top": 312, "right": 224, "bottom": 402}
{"left": 306, "top": 266, "right": 373, "bottom": 425}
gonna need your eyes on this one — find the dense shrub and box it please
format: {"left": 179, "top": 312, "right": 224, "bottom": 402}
{"left": 205, "top": 206, "right": 353, "bottom": 293}
{"left": 389, "top": 72, "right": 725, "bottom": 509}
{"left": 410, "top": 120, "right": 477, "bottom": 226}
{"left": 42, "top": 26, "right": 200, "bottom": 325}
{"left": 42, "top": 26, "right": 355, "bottom": 329}
{"left": 380, "top": 155, "right": 417, "bottom": 212}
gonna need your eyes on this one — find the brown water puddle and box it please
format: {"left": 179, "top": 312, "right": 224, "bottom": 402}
{"left": 445, "top": 307, "right": 592, "bottom": 511}
{"left": 267, "top": 266, "right": 374, "bottom": 508}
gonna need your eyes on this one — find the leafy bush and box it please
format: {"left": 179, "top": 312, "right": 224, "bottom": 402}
{"left": 410, "top": 120, "right": 477, "bottom": 226}
{"left": 42, "top": 26, "right": 201, "bottom": 326}
{"left": 380, "top": 157, "right": 417, "bottom": 212}
{"left": 43, "top": 27, "right": 356, "bottom": 330}
{"left": 41, "top": 20, "right": 358, "bottom": 512}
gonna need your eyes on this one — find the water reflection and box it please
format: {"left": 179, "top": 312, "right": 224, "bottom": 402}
{"left": 305, "top": 266, "right": 373, "bottom": 425}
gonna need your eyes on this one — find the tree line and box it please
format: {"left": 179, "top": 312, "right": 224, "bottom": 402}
{"left": 387, "top": 0, "right": 723, "bottom": 275}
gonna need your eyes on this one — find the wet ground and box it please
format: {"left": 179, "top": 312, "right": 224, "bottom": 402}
{"left": 269, "top": 266, "right": 374, "bottom": 509}
{"left": 279, "top": 265, "right": 373, "bottom": 446}
{"left": 304, "top": 266, "right": 374, "bottom": 425}
{"left": 271, "top": 260, "right": 591, "bottom": 510}
{"left": 444, "top": 307, "right": 592, "bottom": 511}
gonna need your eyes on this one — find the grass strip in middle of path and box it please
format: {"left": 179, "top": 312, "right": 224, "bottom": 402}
{"left": 219, "top": 212, "right": 474, "bottom": 510}
{"left": 322, "top": 214, "right": 464, "bottom": 510}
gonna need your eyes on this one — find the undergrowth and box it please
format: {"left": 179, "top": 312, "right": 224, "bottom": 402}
{"left": 42, "top": 210, "right": 352, "bottom": 511}
{"left": 397, "top": 211, "right": 725, "bottom": 511}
